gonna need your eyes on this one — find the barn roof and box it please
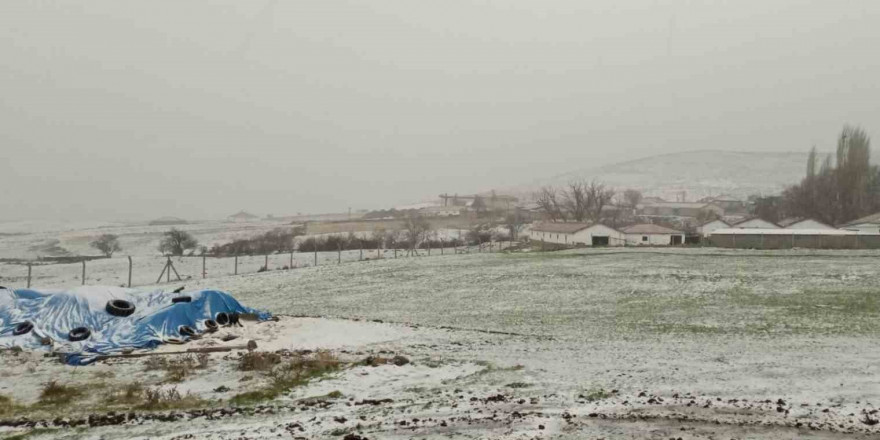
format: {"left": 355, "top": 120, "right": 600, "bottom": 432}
{"left": 530, "top": 222, "right": 593, "bottom": 234}
{"left": 621, "top": 224, "right": 683, "bottom": 235}
{"left": 730, "top": 217, "right": 780, "bottom": 227}
{"left": 699, "top": 218, "right": 729, "bottom": 227}
{"left": 842, "top": 212, "right": 880, "bottom": 227}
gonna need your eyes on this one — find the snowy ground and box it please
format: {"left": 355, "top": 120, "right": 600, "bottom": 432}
{"left": 3, "top": 247, "right": 880, "bottom": 439}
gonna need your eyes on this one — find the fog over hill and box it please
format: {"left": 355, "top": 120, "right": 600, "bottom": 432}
{"left": 508, "top": 150, "right": 811, "bottom": 202}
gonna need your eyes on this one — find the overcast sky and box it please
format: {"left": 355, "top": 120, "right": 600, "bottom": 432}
{"left": 2, "top": 0, "right": 879, "bottom": 221}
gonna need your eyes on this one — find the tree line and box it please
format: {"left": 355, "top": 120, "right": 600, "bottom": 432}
{"left": 782, "top": 126, "right": 878, "bottom": 226}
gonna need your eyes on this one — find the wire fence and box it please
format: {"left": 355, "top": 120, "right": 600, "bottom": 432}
{"left": 0, "top": 241, "right": 518, "bottom": 290}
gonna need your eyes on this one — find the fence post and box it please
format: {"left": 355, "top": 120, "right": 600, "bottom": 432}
{"left": 359, "top": 241, "right": 363, "bottom": 261}
{"left": 202, "top": 255, "right": 207, "bottom": 279}
{"left": 128, "top": 256, "right": 133, "bottom": 287}
{"left": 166, "top": 257, "right": 171, "bottom": 283}
{"left": 428, "top": 242, "right": 431, "bottom": 256}
{"left": 394, "top": 248, "right": 397, "bottom": 258}
{"left": 441, "top": 239, "right": 444, "bottom": 255}
{"left": 377, "top": 241, "right": 381, "bottom": 259}
{"left": 265, "top": 254, "right": 269, "bottom": 271}
{"left": 479, "top": 238, "right": 482, "bottom": 253}
{"left": 234, "top": 255, "right": 238, "bottom": 275}
{"left": 290, "top": 251, "right": 293, "bottom": 268}
{"left": 337, "top": 242, "right": 341, "bottom": 264}
{"left": 27, "top": 263, "right": 32, "bottom": 288}
{"left": 81, "top": 260, "right": 86, "bottom": 285}
{"left": 314, "top": 241, "right": 318, "bottom": 267}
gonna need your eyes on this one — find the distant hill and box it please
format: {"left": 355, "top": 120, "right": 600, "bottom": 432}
{"left": 511, "top": 150, "right": 810, "bottom": 202}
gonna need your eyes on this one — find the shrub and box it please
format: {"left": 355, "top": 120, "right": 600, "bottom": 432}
{"left": 238, "top": 352, "right": 281, "bottom": 372}
{"left": 38, "top": 381, "right": 82, "bottom": 406}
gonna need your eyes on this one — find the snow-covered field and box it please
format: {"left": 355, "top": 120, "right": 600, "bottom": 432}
{"left": 4, "top": 247, "right": 880, "bottom": 439}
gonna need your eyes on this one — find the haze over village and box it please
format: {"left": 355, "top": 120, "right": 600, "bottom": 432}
{"left": 3, "top": 1, "right": 880, "bottom": 439}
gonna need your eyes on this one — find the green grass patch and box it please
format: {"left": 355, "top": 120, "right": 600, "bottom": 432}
{"left": 230, "top": 351, "right": 342, "bottom": 406}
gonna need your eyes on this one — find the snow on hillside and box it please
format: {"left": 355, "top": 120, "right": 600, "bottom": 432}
{"left": 510, "top": 150, "right": 810, "bottom": 201}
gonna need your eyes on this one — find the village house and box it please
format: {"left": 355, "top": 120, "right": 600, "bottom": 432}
{"left": 528, "top": 222, "right": 625, "bottom": 246}
{"left": 621, "top": 224, "right": 685, "bottom": 246}
{"left": 778, "top": 217, "right": 835, "bottom": 230}
{"left": 638, "top": 201, "right": 725, "bottom": 218}
{"left": 419, "top": 206, "right": 465, "bottom": 217}
{"left": 696, "top": 219, "right": 730, "bottom": 238}
{"left": 698, "top": 194, "right": 746, "bottom": 213}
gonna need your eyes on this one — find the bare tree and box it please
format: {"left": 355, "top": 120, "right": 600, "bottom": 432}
{"left": 91, "top": 234, "right": 121, "bottom": 257}
{"left": 158, "top": 228, "right": 199, "bottom": 256}
{"left": 564, "top": 181, "right": 589, "bottom": 222}
{"left": 586, "top": 180, "right": 615, "bottom": 223}
{"left": 505, "top": 210, "right": 525, "bottom": 240}
{"left": 402, "top": 213, "right": 432, "bottom": 253}
{"left": 534, "top": 186, "right": 564, "bottom": 222}
{"left": 623, "top": 189, "right": 642, "bottom": 212}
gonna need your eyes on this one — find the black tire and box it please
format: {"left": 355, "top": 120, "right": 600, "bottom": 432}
{"left": 106, "top": 300, "right": 135, "bottom": 317}
{"left": 171, "top": 296, "right": 192, "bottom": 304}
{"left": 13, "top": 321, "right": 33, "bottom": 336}
{"left": 68, "top": 327, "right": 91, "bottom": 342}
{"left": 203, "top": 319, "right": 219, "bottom": 333}
{"left": 215, "top": 312, "right": 230, "bottom": 326}
{"left": 179, "top": 325, "right": 197, "bottom": 337}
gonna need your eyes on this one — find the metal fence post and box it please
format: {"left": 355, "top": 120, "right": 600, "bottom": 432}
{"left": 128, "top": 256, "right": 133, "bottom": 287}
{"left": 234, "top": 255, "right": 238, "bottom": 275}
{"left": 27, "top": 263, "right": 32, "bottom": 288}
{"left": 265, "top": 254, "right": 269, "bottom": 271}
{"left": 202, "top": 255, "right": 207, "bottom": 279}
{"left": 82, "top": 260, "right": 86, "bottom": 285}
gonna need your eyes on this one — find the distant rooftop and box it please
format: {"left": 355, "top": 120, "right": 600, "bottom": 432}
{"left": 842, "top": 212, "right": 880, "bottom": 227}
{"left": 621, "top": 224, "right": 683, "bottom": 235}
{"left": 530, "top": 222, "right": 594, "bottom": 234}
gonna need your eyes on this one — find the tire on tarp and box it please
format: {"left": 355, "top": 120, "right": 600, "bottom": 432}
{"left": 171, "top": 296, "right": 192, "bottom": 304}
{"left": 203, "top": 319, "right": 219, "bottom": 333}
{"left": 68, "top": 327, "right": 91, "bottom": 342}
{"left": 106, "top": 300, "right": 136, "bottom": 317}
{"left": 215, "top": 312, "right": 230, "bottom": 326}
{"left": 13, "top": 321, "right": 33, "bottom": 336}
{"left": 179, "top": 325, "right": 197, "bottom": 337}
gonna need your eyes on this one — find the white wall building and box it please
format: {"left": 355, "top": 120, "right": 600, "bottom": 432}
{"left": 621, "top": 224, "right": 685, "bottom": 246}
{"left": 528, "top": 223, "right": 625, "bottom": 246}
{"left": 696, "top": 219, "right": 730, "bottom": 238}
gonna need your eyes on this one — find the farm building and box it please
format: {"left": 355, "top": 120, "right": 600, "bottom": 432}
{"left": 698, "top": 195, "right": 746, "bottom": 213}
{"left": 621, "top": 224, "right": 685, "bottom": 246}
{"left": 528, "top": 223, "right": 624, "bottom": 246}
{"left": 420, "top": 206, "right": 465, "bottom": 217}
{"left": 839, "top": 213, "right": 880, "bottom": 233}
{"left": 696, "top": 219, "right": 730, "bottom": 238}
{"left": 730, "top": 217, "right": 780, "bottom": 229}
{"left": 228, "top": 211, "right": 259, "bottom": 222}
{"left": 778, "top": 217, "right": 835, "bottom": 230}
{"left": 638, "top": 201, "right": 725, "bottom": 218}
{"left": 710, "top": 228, "right": 880, "bottom": 249}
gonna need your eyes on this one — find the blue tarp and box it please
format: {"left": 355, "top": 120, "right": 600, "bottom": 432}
{"left": 0, "top": 286, "right": 270, "bottom": 365}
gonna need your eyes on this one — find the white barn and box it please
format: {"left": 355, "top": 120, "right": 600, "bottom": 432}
{"left": 840, "top": 213, "right": 880, "bottom": 233}
{"left": 696, "top": 219, "right": 730, "bottom": 238}
{"left": 779, "top": 218, "right": 834, "bottom": 230}
{"left": 528, "top": 223, "right": 625, "bottom": 246}
{"left": 731, "top": 218, "right": 780, "bottom": 229}
{"left": 621, "top": 224, "right": 685, "bottom": 246}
